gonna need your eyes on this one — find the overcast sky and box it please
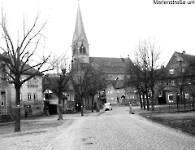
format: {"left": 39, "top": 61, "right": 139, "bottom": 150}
{"left": 1, "top": 0, "right": 195, "bottom": 66}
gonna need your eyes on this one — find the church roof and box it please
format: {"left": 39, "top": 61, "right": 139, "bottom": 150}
{"left": 72, "top": 2, "right": 88, "bottom": 43}
{"left": 89, "top": 57, "right": 133, "bottom": 74}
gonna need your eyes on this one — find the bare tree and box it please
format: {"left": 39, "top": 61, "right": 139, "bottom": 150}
{"left": 70, "top": 61, "right": 87, "bottom": 116}
{"left": 0, "top": 12, "right": 53, "bottom": 132}
{"left": 84, "top": 64, "right": 108, "bottom": 112}
{"left": 134, "top": 39, "right": 161, "bottom": 110}
{"left": 44, "top": 54, "right": 69, "bottom": 120}
{"left": 126, "top": 58, "right": 145, "bottom": 109}
{"left": 70, "top": 60, "right": 109, "bottom": 115}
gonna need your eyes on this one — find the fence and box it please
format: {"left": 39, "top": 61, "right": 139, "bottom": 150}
{"left": 152, "top": 103, "right": 195, "bottom": 113}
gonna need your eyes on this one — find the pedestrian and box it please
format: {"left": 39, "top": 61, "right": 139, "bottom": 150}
{"left": 129, "top": 102, "right": 134, "bottom": 114}
{"left": 46, "top": 105, "right": 49, "bottom": 116}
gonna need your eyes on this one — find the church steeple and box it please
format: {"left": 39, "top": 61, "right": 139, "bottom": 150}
{"left": 73, "top": 2, "right": 88, "bottom": 43}
{"left": 72, "top": 1, "right": 89, "bottom": 64}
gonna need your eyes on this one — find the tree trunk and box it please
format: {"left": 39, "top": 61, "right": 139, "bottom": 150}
{"left": 138, "top": 92, "right": 142, "bottom": 108}
{"left": 91, "top": 96, "right": 94, "bottom": 112}
{"left": 58, "top": 97, "right": 63, "bottom": 120}
{"left": 151, "top": 90, "right": 154, "bottom": 111}
{"left": 177, "top": 93, "right": 179, "bottom": 112}
{"left": 81, "top": 97, "right": 83, "bottom": 116}
{"left": 143, "top": 93, "right": 146, "bottom": 110}
{"left": 183, "top": 89, "right": 186, "bottom": 110}
{"left": 15, "top": 84, "right": 21, "bottom": 132}
{"left": 146, "top": 92, "right": 150, "bottom": 111}
{"left": 192, "top": 95, "right": 195, "bottom": 110}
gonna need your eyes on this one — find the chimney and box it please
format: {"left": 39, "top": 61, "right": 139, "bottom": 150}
{"left": 182, "top": 50, "right": 186, "bottom": 54}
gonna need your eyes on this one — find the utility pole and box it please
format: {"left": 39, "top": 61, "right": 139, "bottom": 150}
{"left": 180, "top": 60, "right": 186, "bottom": 110}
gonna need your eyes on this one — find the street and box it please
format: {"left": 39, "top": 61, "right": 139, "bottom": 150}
{"left": 0, "top": 106, "right": 195, "bottom": 150}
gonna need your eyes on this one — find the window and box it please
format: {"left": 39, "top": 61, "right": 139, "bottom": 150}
{"left": 168, "top": 93, "right": 173, "bottom": 102}
{"left": 171, "top": 80, "right": 175, "bottom": 86}
{"left": 1, "top": 91, "right": 5, "bottom": 106}
{"left": 20, "top": 93, "right": 22, "bottom": 101}
{"left": 169, "top": 69, "right": 174, "bottom": 74}
{"left": 79, "top": 43, "right": 86, "bottom": 54}
{"left": 185, "top": 93, "right": 189, "bottom": 99}
{"left": 28, "top": 93, "right": 31, "bottom": 100}
{"left": 33, "top": 93, "right": 37, "bottom": 100}
{"left": 159, "top": 91, "right": 162, "bottom": 97}
{"left": 186, "top": 79, "right": 191, "bottom": 84}
{"left": 28, "top": 77, "right": 38, "bottom": 88}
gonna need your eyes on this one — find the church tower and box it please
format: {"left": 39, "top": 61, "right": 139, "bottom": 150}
{"left": 72, "top": 2, "right": 89, "bottom": 64}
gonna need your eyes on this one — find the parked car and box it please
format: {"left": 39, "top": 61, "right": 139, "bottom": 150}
{"left": 104, "top": 103, "right": 112, "bottom": 111}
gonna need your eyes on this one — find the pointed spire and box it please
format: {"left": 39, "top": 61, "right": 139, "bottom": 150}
{"left": 73, "top": 1, "right": 88, "bottom": 43}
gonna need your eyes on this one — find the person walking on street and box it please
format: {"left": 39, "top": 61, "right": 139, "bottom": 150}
{"left": 129, "top": 102, "right": 134, "bottom": 114}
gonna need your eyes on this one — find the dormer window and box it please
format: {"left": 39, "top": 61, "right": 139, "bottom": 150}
{"left": 169, "top": 69, "right": 174, "bottom": 74}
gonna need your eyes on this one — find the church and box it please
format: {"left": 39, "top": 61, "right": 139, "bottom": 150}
{"left": 71, "top": 2, "right": 138, "bottom": 107}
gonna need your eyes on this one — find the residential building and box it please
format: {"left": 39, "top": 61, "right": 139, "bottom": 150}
{"left": 0, "top": 59, "right": 11, "bottom": 115}
{"left": 0, "top": 54, "right": 44, "bottom": 118}
{"left": 164, "top": 51, "right": 195, "bottom": 105}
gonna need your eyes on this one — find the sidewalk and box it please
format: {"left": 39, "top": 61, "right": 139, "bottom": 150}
{"left": 0, "top": 110, "right": 103, "bottom": 136}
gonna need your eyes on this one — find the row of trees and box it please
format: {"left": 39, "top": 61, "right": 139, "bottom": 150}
{"left": 70, "top": 61, "right": 108, "bottom": 116}
{"left": 126, "top": 39, "right": 164, "bottom": 111}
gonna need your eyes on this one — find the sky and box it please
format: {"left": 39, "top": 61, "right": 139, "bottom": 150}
{"left": 1, "top": 0, "right": 195, "bottom": 66}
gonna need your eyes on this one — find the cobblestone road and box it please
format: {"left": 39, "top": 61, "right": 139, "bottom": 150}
{"left": 0, "top": 106, "right": 195, "bottom": 150}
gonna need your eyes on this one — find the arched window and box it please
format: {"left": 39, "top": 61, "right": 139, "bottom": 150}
{"left": 79, "top": 47, "right": 82, "bottom": 54}
{"left": 79, "top": 43, "right": 86, "bottom": 54}
{"left": 83, "top": 47, "right": 86, "bottom": 54}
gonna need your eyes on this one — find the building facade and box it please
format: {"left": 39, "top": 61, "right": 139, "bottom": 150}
{"left": 10, "top": 75, "right": 43, "bottom": 117}
{"left": 163, "top": 51, "right": 195, "bottom": 105}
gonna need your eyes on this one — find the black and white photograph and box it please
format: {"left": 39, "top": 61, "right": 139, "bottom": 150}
{"left": 0, "top": 0, "right": 195, "bottom": 149}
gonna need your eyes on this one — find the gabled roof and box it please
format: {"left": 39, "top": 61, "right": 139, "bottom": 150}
{"left": 166, "top": 51, "right": 195, "bottom": 67}
{"left": 175, "top": 51, "right": 195, "bottom": 63}
{"left": 89, "top": 57, "right": 134, "bottom": 74}
{"left": 166, "top": 51, "right": 195, "bottom": 76}
{"left": 0, "top": 53, "right": 42, "bottom": 76}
